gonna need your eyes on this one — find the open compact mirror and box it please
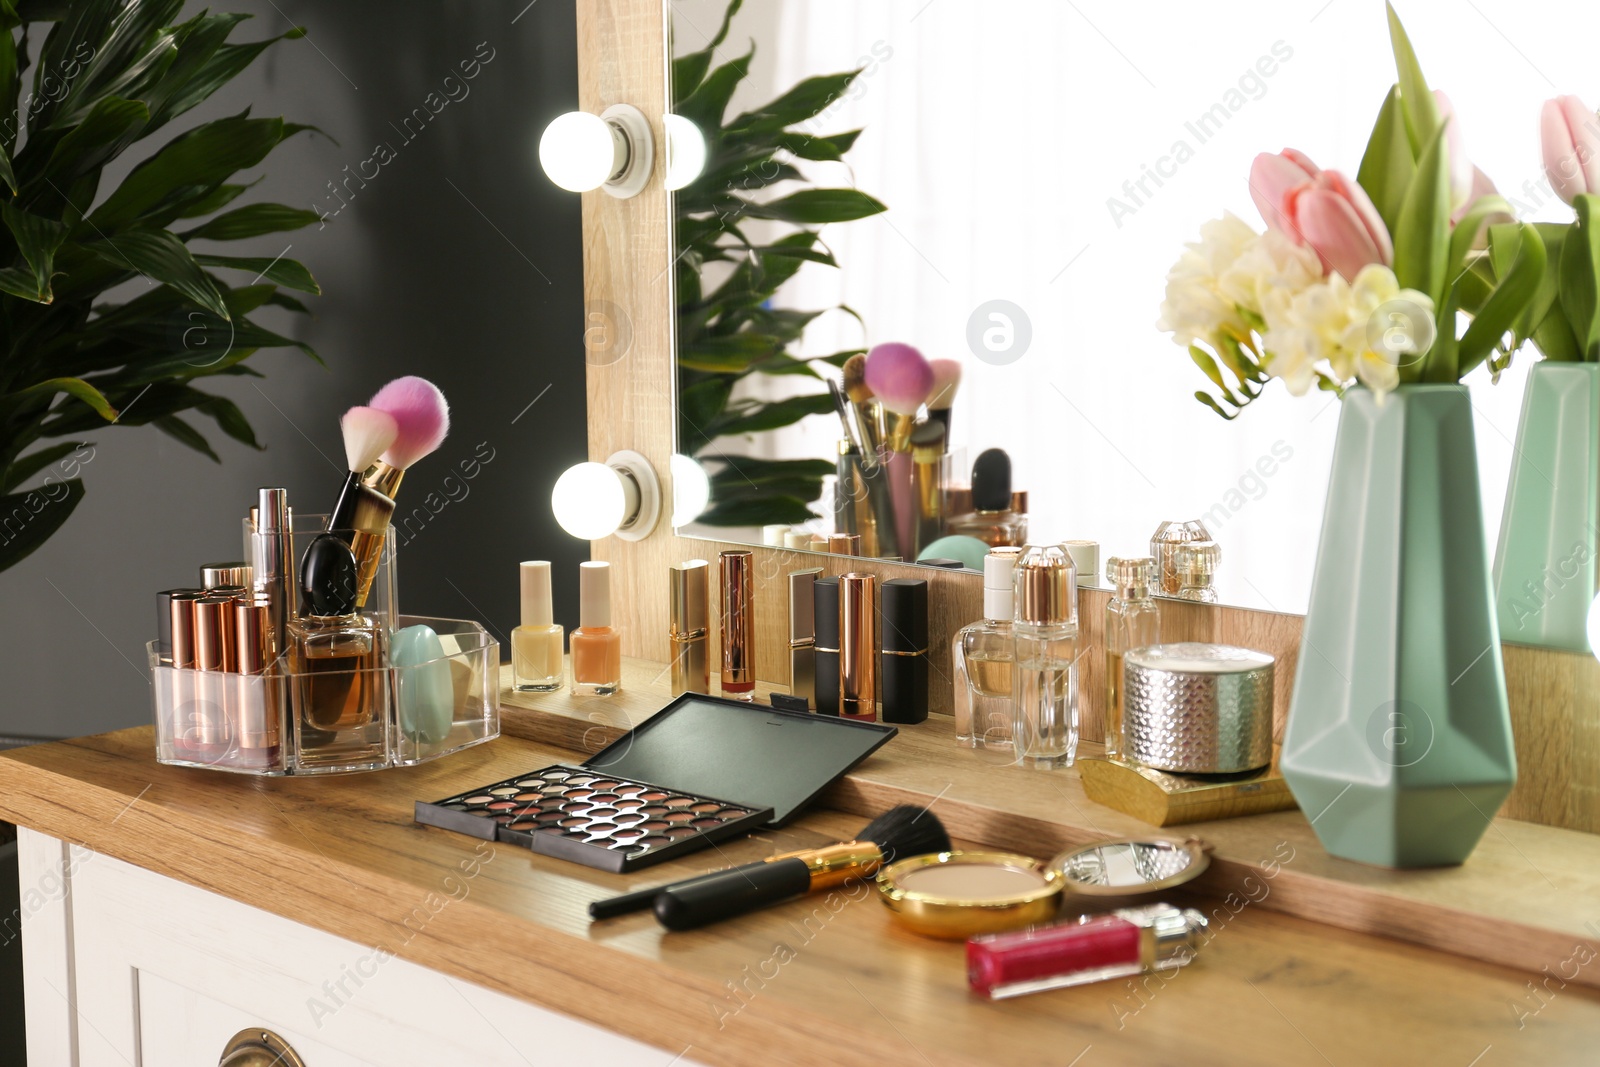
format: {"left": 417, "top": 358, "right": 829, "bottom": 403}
{"left": 1049, "top": 838, "right": 1211, "bottom": 899}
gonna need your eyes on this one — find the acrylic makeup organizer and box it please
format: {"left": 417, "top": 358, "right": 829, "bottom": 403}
{"left": 150, "top": 513, "right": 499, "bottom": 775}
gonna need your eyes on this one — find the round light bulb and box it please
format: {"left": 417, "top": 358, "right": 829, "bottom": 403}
{"left": 1587, "top": 590, "right": 1600, "bottom": 658}
{"left": 539, "top": 112, "right": 619, "bottom": 193}
{"left": 670, "top": 452, "right": 711, "bottom": 527}
{"left": 663, "top": 113, "right": 706, "bottom": 192}
{"left": 551, "top": 461, "right": 626, "bottom": 539}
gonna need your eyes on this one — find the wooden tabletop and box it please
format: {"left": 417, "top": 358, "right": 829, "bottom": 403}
{"left": 2, "top": 670, "right": 1598, "bottom": 1066}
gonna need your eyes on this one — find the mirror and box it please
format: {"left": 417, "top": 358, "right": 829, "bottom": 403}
{"left": 667, "top": 0, "right": 1579, "bottom": 616}
{"left": 1050, "top": 838, "right": 1209, "bottom": 895}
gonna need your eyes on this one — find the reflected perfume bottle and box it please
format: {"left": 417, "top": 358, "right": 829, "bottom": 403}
{"left": 571, "top": 561, "right": 621, "bottom": 695}
{"left": 953, "top": 547, "right": 1021, "bottom": 749}
{"left": 289, "top": 534, "right": 385, "bottom": 767}
{"left": 1175, "top": 542, "right": 1220, "bottom": 603}
{"left": 945, "top": 449, "right": 1027, "bottom": 548}
{"left": 512, "top": 560, "right": 564, "bottom": 692}
{"left": 1011, "top": 544, "right": 1079, "bottom": 769}
{"left": 1103, "top": 557, "right": 1160, "bottom": 761}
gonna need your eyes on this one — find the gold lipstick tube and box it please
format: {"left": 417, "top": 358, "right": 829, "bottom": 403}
{"left": 166, "top": 590, "right": 203, "bottom": 750}
{"left": 719, "top": 550, "right": 755, "bottom": 699}
{"left": 233, "top": 596, "right": 280, "bottom": 766}
{"left": 191, "top": 593, "right": 237, "bottom": 752}
{"left": 839, "top": 572, "right": 877, "bottom": 722}
{"left": 670, "top": 559, "right": 710, "bottom": 696}
{"left": 829, "top": 532, "right": 860, "bottom": 556}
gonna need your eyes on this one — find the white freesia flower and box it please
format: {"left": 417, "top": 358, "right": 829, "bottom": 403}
{"left": 1157, "top": 212, "right": 1259, "bottom": 349}
{"left": 1260, "top": 264, "right": 1433, "bottom": 402}
{"left": 1218, "top": 228, "right": 1322, "bottom": 322}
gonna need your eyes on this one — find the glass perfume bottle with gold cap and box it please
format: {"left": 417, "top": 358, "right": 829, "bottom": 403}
{"left": 1011, "top": 544, "right": 1079, "bottom": 769}
{"left": 1174, "top": 542, "right": 1221, "bottom": 603}
{"left": 953, "top": 547, "right": 1021, "bottom": 749}
{"left": 1103, "top": 557, "right": 1160, "bottom": 760}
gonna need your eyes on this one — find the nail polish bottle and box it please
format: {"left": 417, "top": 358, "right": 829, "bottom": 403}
{"left": 813, "top": 577, "right": 841, "bottom": 716}
{"left": 571, "top": 561, "right": 622, "bottom": 695}
{"left": 512, "top": 561, "right": 564, "bottom": 692}
{"left": 719, "top": 550, "right": 755, "bottom": 701}
{"left": 288, "top": 534, "right": 386, "bottom": 768}
{"left": 669, "top": 559, "right": 710, "bottom": 696}
{"left": 879, "top": 578, "right": 928, "bottom": 724}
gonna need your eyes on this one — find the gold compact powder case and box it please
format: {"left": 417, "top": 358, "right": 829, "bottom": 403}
{"left": 874, "top": 851, "right": 1063, "bottom": 940}
{"left": 1048, "top": 837, "right": 1211, "bottom": 905}
{"left": 1123, "top": 643, "right": 1275, "bottom": 774}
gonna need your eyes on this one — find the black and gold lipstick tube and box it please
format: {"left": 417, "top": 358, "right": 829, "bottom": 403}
{"left": 813, "top": 576, "right": 841, "bottom": 716}
{"left": 840, "top": 572, "right": 878, "bottom": 722}
{"left": 880, "top": 578, "right": 929, "bottom": 724}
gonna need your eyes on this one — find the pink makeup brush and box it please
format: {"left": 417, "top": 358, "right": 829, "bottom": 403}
{"left": 864, "top": 342, "right": 933, "bottom": 452}
{"left": 925, "top": 359, "right": 962, "bottom": 444}
{"left": 343, "top": 376, "right": 451, "bottom": 604}
{"left": 327, "top": 405, "right": 400, "bottom": 540}
{"left": 365, "top": 376, "right": 451, "bottom": 499}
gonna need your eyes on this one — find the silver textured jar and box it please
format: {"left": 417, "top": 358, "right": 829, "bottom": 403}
{"left": 1123, "top": 643, "right": 1274, "bottom": 773}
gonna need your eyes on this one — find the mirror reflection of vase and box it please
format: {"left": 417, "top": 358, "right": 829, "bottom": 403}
{"left": 1492, "top": 362, "right": 1600, "bottom": 654}
{"left": 1282, "top": 386, "right": 1516, "bottom": 868}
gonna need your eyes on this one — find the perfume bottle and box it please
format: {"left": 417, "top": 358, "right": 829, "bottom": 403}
{"left": 1150, "top": 519, "right": 1211, "bottom": 596}
{"left": 945, "top": 449, "right": 1027, "bottom": 548}
{"left": 1011, "top": 544, "right": 1079, "bottom": 769}
{"left": 1103, "top": 557, "right": 1160, "bottom": 761}
{"left": 1175, "top": 542, "right": 1221, "bottom": 602}
{"left": 512, "top": 560, "right": 564, "bottom": 692}
{"left": 289, "top": 534, "right": 386, "bottom": 767}
{"left": 572, "top": 561, "right": 622, "bottom": 695}
{"left": 953, "top": 547, "right": 1022, "bottom": 748}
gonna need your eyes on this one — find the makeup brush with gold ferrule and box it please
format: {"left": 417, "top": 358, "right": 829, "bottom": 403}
{"left": 841, "top": 353, "right": 883, "bottom": 466}
{"left": 587, "top": 806, "right": 951, "bottom": 927}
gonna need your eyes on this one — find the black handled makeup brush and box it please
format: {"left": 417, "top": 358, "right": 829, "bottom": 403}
{"left": 587, "top": 806, "right": 950, "bottom": 926}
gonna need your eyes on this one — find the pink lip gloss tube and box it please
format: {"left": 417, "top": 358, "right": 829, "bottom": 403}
{"left": 966, "top": 903, "right": 1208, "bottom": 1000}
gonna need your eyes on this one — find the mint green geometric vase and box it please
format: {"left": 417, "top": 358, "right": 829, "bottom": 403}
{"left": 1281, "top": 385, "right": 1516, "bottom": 868}
{"left": 1492, "top": 361, "right": 1600, "bottom": 653}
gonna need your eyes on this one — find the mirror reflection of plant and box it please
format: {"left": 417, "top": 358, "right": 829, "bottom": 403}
{"left": 673, "top": 0, "right": 885, "bottom": 526}
{"left": 0, "top": 0, "right": 322, "bottom": 572}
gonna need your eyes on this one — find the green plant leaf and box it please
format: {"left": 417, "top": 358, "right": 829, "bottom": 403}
{"left": 0, "top": 479, "right": 84, "bottom": 573}
{"left": 82, "top": 228, "right": 229, "bottom": 318}
{"left": 670, "top": 0, "right": 741, "bottom": 104}
{"left": 1460, "top": 223, "right": 1545, "bottom": 377}
{"left": 175, "top": 179, "right": 258, "bottom": 219}
{"left": 179, "top": 202, "right": 320, "bottom": 241}
{"left": 40, "top": 95, "right": 150, "bottom": 186}
{"left": 708, "top": 392, "right": 833, "bottom": 437}
{"left": 152, "top": 413, "right": 218, "bottom": 461}
{"left": 1447, "top": 194, "right": 1510, "bottom": 284}
{"left": 1357, "top": 86, "right": 1414, "bottom": 233}
{"left": 774, "top": 129, "right": 861, "bottom": 162}
{"left": 675, "top": 45, "right": 753, "bottom": 133}
{"left": 0, "top": 201, "right": 69, "bottom": 302}
{"left": 678, "top": 332, "right": 779, "bottom": 373}
{"left": 147, "top": 24, "right": 308, "bottom": 131}
{"left": 1189, "top": 345, "right": 1241, "bottom": 407}
{"left": 193, "top": 252, "right": 319, "bottom": 294}
{"left": 727, "top": 70, "right": 858, "bottom": 134}
{"left": 0, "top": 441, "right": 87, "bottom": 495}
{"left": 3, "top": 376, "right": 116, "bottom": 422}
{"left": 1560, "top": 194, "right": 1600, "bottom": 359}
{"left": 694, "top": 493, "right": 817, "bottom": 526}
{"left": 736, "top": 188, "right": 886, "bottom": 224}
{"left": 1393, "top": 124, "right": 1450, "bottom": 306}
{"left": 90, "top": 115, "right": 287, "bottom": 230}
{"left": 1386, "top": 2, "right": 1439, "bottom": 155}
{"left": 1193, "top": 391, "right": 1238, "bottom": 420}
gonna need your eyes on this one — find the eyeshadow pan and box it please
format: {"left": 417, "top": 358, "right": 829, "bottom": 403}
{"left": 416, "top": 762, "right": 774, "bottom": 874}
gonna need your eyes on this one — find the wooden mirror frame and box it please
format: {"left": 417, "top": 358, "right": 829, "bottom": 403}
{"left": 572, "top": 0, "right": 1598, "bottom": 832}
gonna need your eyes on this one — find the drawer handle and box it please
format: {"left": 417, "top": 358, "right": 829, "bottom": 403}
{"left": 220, "top": 1028, "right": 307, "bottom": 1067}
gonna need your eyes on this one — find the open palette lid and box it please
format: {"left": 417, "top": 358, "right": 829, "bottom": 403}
{"left": 583, "top": 694, "right": 896, "bottom": 827}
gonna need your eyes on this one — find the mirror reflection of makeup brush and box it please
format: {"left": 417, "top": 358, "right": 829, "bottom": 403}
{"left": 926, "top": 359, "right": 963, "bottom": 446}
{"left": 841, "top": 353, "right": 882, "bottom": 467}
{"left": 865, "top": 342, "right": 933, "bottom": 453}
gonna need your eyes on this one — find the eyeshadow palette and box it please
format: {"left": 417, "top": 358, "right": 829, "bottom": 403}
{"left": 415, "top": 764, "right": 774, "bottom": 872}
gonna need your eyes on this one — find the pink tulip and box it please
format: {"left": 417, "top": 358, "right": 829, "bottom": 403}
{"left": 1250, "top": 149, "right": 1320, "bottom": 232}
{"left": 1433, "top": 90, "right": 1475, "bottom": 211}
{"left": 1541, "top": 95, "right": 1600, "bottom": 205}
{"left": 1283, "top": 171, "right": 1394, "bottom": 282}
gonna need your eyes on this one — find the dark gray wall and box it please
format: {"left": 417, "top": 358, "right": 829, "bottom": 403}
{"left": 0, "top": 1, "right": 589, "bottom": 740}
